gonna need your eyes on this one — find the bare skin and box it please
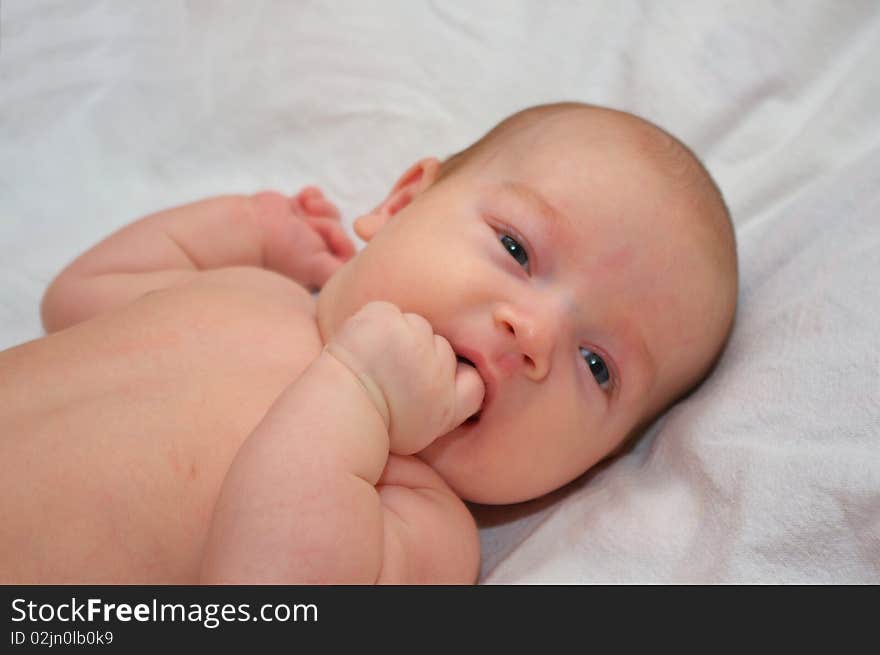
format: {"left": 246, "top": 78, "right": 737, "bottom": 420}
{"left": 0, "top": 189, "right": 480, "bottom": 583}
{"left": 0, "top": 105, "right": 736, "bottom": 584}
{"left": 0, "top": 266, "right": 320, "bottom": 582}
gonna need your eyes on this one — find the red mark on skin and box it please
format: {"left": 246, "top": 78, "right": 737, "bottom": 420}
{"left": 167, "top": 448, "right": 180, "bottom": 474}
{"left": 598, "top": 245, "right": 633, "bottom": 273}
{"left": 168, "top": 447, "right": 197, "bottom": 482}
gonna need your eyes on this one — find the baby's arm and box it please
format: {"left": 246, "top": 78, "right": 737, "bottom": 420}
{"left": 200, "top": 302, "right": 485, "bottom": 583}
{"left": 41, "top": 189, "right": 353, "bottom": 332}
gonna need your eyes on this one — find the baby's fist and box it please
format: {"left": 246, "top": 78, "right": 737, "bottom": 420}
{"left": 251, "top": 189, "right": 355, "bottom": 291}
{"left": 325, "top": 302, "right": 484, "bottom": 455}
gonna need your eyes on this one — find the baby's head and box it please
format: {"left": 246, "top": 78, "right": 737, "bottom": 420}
{"left": 317, "top": 102, "right": 737, "bottom": 504}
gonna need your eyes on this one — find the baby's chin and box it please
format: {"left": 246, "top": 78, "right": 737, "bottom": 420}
{"left": 417, "top": 420, "right": 553, "bottom": 505}
{"left": 419, "top": 411, "right": 621, "bottom": 505}
{"left": 417, "top": 428, "right": 492, "bottom": 504}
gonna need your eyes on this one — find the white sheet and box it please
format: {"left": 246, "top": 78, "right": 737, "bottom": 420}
{"left": 2, "top": 0, "right": 878, "bottom": 583}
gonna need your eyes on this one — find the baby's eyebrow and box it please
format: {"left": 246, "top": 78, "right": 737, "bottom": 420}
{"left": 497, "top": 181, "right": 574, "bottom": 235}
{"left": 605, "top": 316, "right": 656, "bottom": 400}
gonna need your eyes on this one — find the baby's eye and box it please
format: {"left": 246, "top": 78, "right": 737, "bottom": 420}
{"left": 579, "top": 346, "right": 610, "bottom": 390}
{"left": 500, "top": 234, "right": 529, "bottom": 271}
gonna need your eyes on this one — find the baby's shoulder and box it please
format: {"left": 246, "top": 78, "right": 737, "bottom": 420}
{"left": 159, "top": 266, "right": 317, "bottom": 326}
{"left": 179, "top": 266, "right": 316, "bottom": 312}
{"left": 137, "top": 266, "right": 322, "bottom": 364}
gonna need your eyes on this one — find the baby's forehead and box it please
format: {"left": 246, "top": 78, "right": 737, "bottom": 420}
{"left": 498, "top": 108, "right": 702, "bottom": 190}
{"left": 463, "top": 106, "right": 728, "bottom": 272}
{"left": 489, "top": 129, "right": 724, "bottom": 310}
{"left": 497, "top": 130, "right": 718, "bottom": 261}
{"left": 496, "top": 147, "right": 683, "bottom": 242}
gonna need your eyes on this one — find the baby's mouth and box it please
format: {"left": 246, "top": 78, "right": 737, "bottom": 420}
{"left": 456, "top": 354, "right": 483, "bottom": 425}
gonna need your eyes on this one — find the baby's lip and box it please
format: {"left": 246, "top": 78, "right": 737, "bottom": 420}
{"left": 453, "top": 345, "right": 494, "bottom": 419}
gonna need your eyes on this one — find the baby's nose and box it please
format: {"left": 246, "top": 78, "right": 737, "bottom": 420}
{"left": 492, "top": 304, "right": 553, "bottom": 382}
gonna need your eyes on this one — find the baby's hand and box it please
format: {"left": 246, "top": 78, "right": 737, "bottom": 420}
{"left": 251, "top": 187, "right": 356, "bottom": 291}
{"left": 324, "top": 301, "right": 485, "bottom": 455}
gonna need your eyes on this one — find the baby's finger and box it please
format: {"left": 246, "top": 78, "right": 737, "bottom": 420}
{"left": 291, "top": 187, "right": 341, "bottom": 219}
{"left": 302, "top": 194, "right": 341, "bottom": 220}
{"left": 290, "top": 187, "right": 318, "bottom": 214}
{"left": 298, "top": 186, "right": 323, "bottom": 198}
{"left": 304, "top": 217, "right": 357, "bottom": 259}
{"left": 451, "top": 363, "right": 485, "bottom": 429}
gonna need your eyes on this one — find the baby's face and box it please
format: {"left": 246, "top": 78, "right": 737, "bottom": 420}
{"left": 318, "top": 112, "right": 732, "bottom": 504}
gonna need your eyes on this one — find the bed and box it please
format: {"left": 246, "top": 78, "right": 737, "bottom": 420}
{"left": 1, "top": 0, "right": 877, "bottom": 583}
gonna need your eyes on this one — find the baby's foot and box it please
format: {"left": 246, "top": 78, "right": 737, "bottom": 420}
{"left": 292, "top": 186, "right": 341, "bottom": 220}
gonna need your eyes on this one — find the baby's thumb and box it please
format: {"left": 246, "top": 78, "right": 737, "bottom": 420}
{"left": 305, "top": 217, "right": 356, "bottom": 259}
{"left": 451, "top": 363, "right": 485, "bottom": 429}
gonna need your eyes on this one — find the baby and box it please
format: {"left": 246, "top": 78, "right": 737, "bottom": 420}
{"left": 0, "top": 102, "right": 737, "bottom": 583}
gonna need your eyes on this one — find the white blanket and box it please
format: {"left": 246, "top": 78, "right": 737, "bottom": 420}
{"left": 2, "top": 0, "right": 878, "bottom": 583}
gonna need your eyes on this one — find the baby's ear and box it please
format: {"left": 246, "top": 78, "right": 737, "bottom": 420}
{"left": 354, "top": 157, "right": 440, "bottom": 242}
